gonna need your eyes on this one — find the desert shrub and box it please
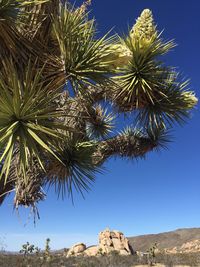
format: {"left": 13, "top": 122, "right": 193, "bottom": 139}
{"left": 156, "top": 252, "right": 200, "bottom": 266}
{"left": 0, "top": 253, "right": 140, "bottom": 267}
{"left": 1, "top": 251, "right": 200, "bottom": 267}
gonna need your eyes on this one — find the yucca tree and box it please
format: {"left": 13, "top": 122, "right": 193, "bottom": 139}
{"left": 0, "top": 0, "right": 197, "bottom": 217}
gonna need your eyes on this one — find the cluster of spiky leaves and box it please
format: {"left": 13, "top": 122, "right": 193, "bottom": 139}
{"left": 0, "top": 0, "right": 197, "bottom": 217}
{"left": 46, "top": 133, "right": 101, "bottom": 199}
{"left": 110, "top": 9, "right": 197, "bottom": 130}
{"left": 86, "top": 104, "right": 115, "bottom": 140}
{"left": 52, "top": 1, "right": 115, "bottom": 91}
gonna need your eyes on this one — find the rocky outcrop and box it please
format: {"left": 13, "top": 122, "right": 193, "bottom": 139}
{"left": 165, "top": 239, "right": 200, "bottom": 254}
{"left": 66, "top": 228, "right": 134, "bottom": 257}
{"left": 84, "top": 246, "right": 99, "bottom": 256}
{"left": 98, "top": 228, "right": 133, "bottom": 255}
{"left": 67, "top": 243, "right": 86, "bottom": 256}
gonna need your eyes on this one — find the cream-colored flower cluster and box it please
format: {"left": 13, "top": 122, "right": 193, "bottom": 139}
{"left": 130, "top": 9, "right": 157, "bottom": 40}
{"left": 106, "top": 9, "right": 158, "bottom": 69}
{"left": 181, "top": 92, "right": 198, "bottom": 109}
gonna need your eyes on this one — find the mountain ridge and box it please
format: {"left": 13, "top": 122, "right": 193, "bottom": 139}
{"left": 128, "top": 227, "right": 200, "bottom": 252}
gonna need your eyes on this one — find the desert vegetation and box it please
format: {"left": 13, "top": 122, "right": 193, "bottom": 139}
{"left": 0, "top": 0, "right": 197, "bottom": 218}
{"left": 1, "top": 250, "right": 200, "bottom": 267}
{"left": 1, "top": 235, "right": 200, "bottom": 267}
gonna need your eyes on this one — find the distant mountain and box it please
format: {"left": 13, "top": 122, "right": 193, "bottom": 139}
{"left": 128, "top": 228, "right": 200, "bottom": 252}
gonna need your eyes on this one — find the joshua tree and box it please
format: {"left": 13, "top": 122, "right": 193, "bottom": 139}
{"left": 0, "top": 0, "right": 197, "bottom": 217}
{"left": 44, "top": 238, "right": 51, "bottom": 261}
{"left": 147, "top": 242, "right": 158, "bottom": 266}
{"left": 19, "top": 242, "right": 36, "bottom": 257}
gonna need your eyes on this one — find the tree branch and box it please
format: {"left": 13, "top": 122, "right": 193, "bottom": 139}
{"left": 93, "top": 132, "right": 157, "bottom": 165}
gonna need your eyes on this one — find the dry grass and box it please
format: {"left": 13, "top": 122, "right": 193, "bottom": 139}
{"left": 0, "top": 251, "right": 200, "bottom": 267}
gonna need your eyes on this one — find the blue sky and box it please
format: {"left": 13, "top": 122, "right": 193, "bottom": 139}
{"left": 0, "top": 0, "right": 200, "bottom": 251}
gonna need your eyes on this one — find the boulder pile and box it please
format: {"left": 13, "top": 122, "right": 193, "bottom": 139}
{"left": 67, "top": 243, "right": 86, "bottom": 257}
{"left": 66, "top": 228, "right": 134, "bottom": 257}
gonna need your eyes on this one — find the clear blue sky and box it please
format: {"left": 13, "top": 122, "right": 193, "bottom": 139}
{"left": 0, "top": 0, "right": 200, "bottom": 251}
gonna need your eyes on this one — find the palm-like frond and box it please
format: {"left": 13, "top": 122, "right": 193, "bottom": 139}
{"left": 46, "top": 133, "right": 101, "bottom": 198}
{"left": 0, "top": 60, "right": 68, "bottom": 183}
{"left": 52, "top": 2, "right": 115, "bottom": 92}
{"left": 136, "top": 78, "right": 198, "bottom": 130}
{"left": 112, "top": 34, "right": 175, "bottom": 112}
{"left": 86, "top": 104, "right": 115, "bottom": 140}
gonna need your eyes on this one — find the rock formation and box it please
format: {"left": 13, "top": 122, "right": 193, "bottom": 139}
{"left": 98, "top": 228, "right": 133, "bottom": 255}
{"left": 66, "top": 228, "right": 134, "bottom": 257}
{"left": 67, "top": 243, "right": 86, "bottom": 256}
{"left": 84, "top": 246, "right": 99, "bottom": 256}
{"left": 164, "top": 239, "right": 200, "bottom": 254}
